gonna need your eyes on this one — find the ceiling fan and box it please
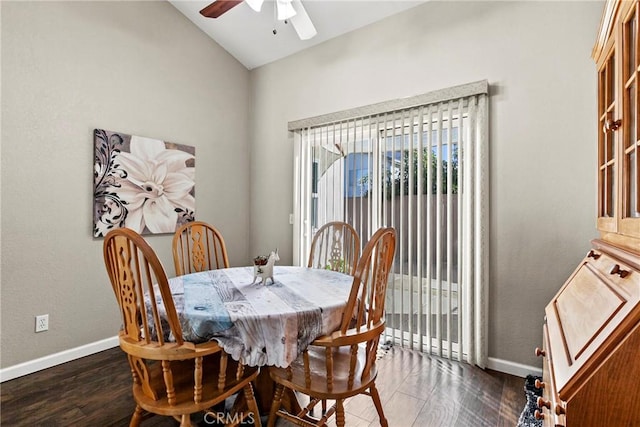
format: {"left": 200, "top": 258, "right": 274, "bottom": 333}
{"left": 199, "top": 0, "right": 317, "bottom": 40}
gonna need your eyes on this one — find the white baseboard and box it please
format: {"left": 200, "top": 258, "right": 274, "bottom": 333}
{"left": 0, "top": 335, "right": 119, "bottom": 383}
{"left": 487, "top": 357, "right": 542, "bottom": 378}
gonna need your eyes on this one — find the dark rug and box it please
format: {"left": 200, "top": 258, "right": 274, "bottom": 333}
{"left": 517, "top": 375, "right": 543, "bottom": 427}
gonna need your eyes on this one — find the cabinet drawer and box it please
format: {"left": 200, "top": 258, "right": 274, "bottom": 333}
{"left": 538, "top": 324, "right": 566, "bottom": 427}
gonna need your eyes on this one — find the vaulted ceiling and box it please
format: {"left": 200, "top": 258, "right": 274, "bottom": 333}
{"left": 169, "top": 0, "right": 427, "bottom": 70}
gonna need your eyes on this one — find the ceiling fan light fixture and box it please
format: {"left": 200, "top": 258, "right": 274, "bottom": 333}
{"left": 198, "top": 0, "right": 316, "bottom": 41}
{"left": 245, "top": 0, "right": 264, "bottom": 12}
{"left": 276, "top": 0, "right": 297, "bottom": 21}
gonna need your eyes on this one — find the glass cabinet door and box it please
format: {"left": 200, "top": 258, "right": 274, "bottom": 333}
{"left": 598, "top": 47, "right": 618, "bottom": 233}
{"left": 621, "top": 4, "right": 640, "bottom": 236}
{"left": 594, "top": 1, "right": 640, "bottom": 249}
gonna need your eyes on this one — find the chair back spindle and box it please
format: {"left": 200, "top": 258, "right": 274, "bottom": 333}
{"left": 308, "top": 221, "right": 360, "bottom": 276}
{"left": 173, "top": 221, "right": 230, "bottom": 276}
{"left": 104, "top": 228, "right": 184, "bottom": 346}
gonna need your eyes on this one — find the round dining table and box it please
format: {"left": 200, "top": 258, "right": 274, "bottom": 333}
{"left": 153, "top": 265, "right": 354, "bottom": 415}
{"left": 160, "top": 265, "right": 354, "bottom": 368}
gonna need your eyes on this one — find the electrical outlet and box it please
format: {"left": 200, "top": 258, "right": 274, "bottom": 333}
{"left": 35, "top": 314, "right": 49, "bottom": 333}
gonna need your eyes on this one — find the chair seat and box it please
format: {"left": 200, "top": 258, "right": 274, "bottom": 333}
{"left": 270, "top": 344, "right": 377, "bottom": 400}
{"left": 133, "top": 352, "right": 260, "bottom": 416}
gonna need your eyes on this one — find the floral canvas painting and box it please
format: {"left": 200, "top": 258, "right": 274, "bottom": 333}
{"left": 93, "top": 129, "right": 195, "bottom": 237}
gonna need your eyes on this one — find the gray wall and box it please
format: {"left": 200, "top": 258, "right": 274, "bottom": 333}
{"left": 249, "top": 1, "right": 602, "bottom": 369}
{"left": 1, "top": 1, "right": 251, "bottom": 368}
{"left": 1, "top": 0, "right": 604, "bottom": 373}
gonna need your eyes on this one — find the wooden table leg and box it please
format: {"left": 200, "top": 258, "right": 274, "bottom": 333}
{"left": 251, "top": 368, "right": 302, "bottom": 416}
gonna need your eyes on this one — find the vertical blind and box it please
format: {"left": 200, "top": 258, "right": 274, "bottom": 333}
{"left": 290, "top": 81, "right": 489, "bottom": 366}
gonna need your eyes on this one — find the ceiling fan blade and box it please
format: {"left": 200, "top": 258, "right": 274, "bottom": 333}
{"left": 276, "top": 0, "right": 297, "bottom": 21}
{"left": 289, "top": 0, "right": 317, "bottom": 40}
{"left": 199, "top": 0, "right": 243, "bottom": 18}
{"left": 245, "top": 0, "right": 264, "bottom": 12}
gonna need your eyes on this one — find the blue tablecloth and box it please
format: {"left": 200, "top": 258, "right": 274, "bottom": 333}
{"left": 150, "top": 266, "right": 353, "bottom": 367}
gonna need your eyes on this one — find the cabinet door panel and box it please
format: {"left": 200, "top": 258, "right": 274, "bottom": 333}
{"left": 554, "top": 264, "right": 625, "bottom": 360}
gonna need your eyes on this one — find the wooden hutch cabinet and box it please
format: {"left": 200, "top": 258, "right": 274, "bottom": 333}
{"left": 534, "top": 1, "right": 640, "bottom": 426}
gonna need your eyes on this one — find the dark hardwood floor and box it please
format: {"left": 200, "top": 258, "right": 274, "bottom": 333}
{"left": 0, "top": 346, "right": 526, "bottom": 426}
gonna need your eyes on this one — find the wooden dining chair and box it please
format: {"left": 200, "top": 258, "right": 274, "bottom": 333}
{"left": 307, "top": 221, "right": 361, "bottom": 415}
{"left": 172, "top": 221, "right": 230, "bottom": 276}
{"left": 308, "top": 221, "right": 360, "bottom": 276}
{"left": 268, "top": 227, "right": 396, "bottom": 427}
{"left": 103, "top": 227, "right": 261, "bottom": 427}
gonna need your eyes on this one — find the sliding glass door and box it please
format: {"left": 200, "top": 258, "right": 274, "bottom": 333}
{"left": 291, "top": 82, "right": 488, "bottom": 366}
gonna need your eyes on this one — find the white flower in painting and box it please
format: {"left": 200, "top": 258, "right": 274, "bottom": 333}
{"left": 114, "top": 136, "right": 195, "bottom": 234}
